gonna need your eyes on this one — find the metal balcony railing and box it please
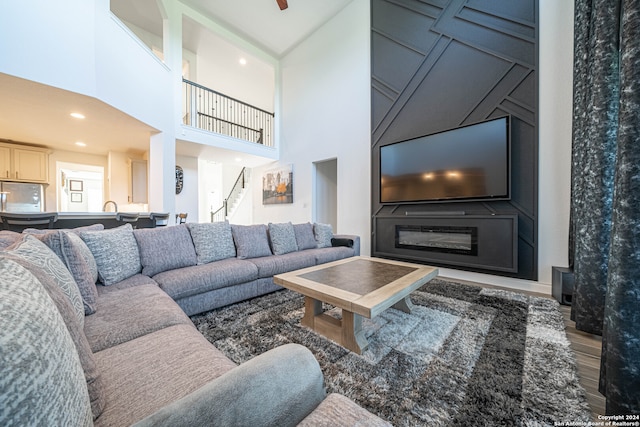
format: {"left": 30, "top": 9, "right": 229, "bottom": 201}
{"left": 183, "top": 79, "right": 274, "bottom": 147}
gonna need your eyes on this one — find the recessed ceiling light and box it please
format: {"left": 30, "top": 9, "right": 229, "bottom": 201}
{"left": 70, "top": 112, "right": 85, "bottom": 119}
{"left": 75, "top": 141, "right": 87, "bottom": 147}
{"left": 239, "top": 58, "right": 247, "bottom": 66}
{"left": 235, "top": 157, "right": 242, "bottom": 162}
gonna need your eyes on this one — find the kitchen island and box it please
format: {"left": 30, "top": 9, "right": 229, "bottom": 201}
{"left": 0, "top": 212, "right": 163, "bottom": 231}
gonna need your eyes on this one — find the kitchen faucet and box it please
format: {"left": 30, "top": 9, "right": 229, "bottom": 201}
{"left": 103, "top": 200, "right": 118, "bottom": 212}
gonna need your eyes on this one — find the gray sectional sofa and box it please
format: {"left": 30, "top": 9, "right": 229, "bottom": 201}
{"left": 0, "top": 221, "right": 391, "bottom": 426}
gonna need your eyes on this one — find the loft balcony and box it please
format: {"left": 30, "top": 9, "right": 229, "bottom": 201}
{"left": 182, "top": 79, "right": 274, "bottom": 147}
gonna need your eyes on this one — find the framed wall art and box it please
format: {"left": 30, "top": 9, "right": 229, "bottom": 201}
{"left": 262, "top": 164, "right": 293, "bottom": 205}
{"left": 69, "top": 180, "right": 83, "bottom": 192}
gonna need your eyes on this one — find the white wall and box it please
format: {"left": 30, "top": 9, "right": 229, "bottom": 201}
{"left": 0, "top": 0, "right": 96, "bottom": 96}
{"left": 194, "top": 30, "right": 275, "bottom": 112}
{"left": 537, "top": 0, "right": 575, "bottom": 283}
{"left": 252, "top": 0, "right": 371, "bottom": 253}
{"left": 175, "top": 155, "right": 200, "bottom": 222}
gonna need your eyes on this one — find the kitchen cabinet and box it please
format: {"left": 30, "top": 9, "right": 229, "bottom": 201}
{"left": 0, "top": 146, "right": 10, "bottom": 180}
{"left": 0, "top": 143, "right": 49, "bottom": 183}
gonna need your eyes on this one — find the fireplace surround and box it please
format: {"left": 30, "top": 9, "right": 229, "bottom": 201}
{"left": 375, "top": 214, "right": 518, "bottom": 274}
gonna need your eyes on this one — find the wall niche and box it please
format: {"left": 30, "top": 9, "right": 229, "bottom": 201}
{"left": 371, "top": 0, "right": 539, "bottom": 280}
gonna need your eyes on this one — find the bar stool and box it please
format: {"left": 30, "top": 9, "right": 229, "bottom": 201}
{"left": 0, "top": 212, "right": 59, "bottom": 232}
{"left": 116, "top": 213, "right": 139, "bottom": 228}
{"left": 149, "top": 212, "right": 170, "bottom": 228}
{"left": 175, "top": 213, "right": 187, "bottom": 224}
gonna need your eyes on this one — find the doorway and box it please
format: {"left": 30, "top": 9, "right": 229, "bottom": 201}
{"left": 57, "top": 162, "right": 104, "bottom": 212}
{"left": 313, "top": 158, "right": 337, "bottom": 231}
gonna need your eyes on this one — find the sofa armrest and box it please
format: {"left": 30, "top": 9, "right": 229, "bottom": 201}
{"left": 132, "top": 343, "right": 326, "bottom": 427}
{"left": 332, "top": 234, "right": 360, "bottom": 256}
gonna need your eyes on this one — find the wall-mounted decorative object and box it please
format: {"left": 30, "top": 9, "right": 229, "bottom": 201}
{"left": 262, "top": 164, "right": 293, "bottom": 205}
{"left": 70, "top": 192, "right": 82, "bottom": 203}
{"left": 69, "top": 180, "right": 83, "bottom": 192}
{"left": 175, "top": 165, "right": 184, "bottom": 194}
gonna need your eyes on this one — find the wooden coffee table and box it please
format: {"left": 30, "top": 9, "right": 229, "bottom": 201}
{"left": 274, "top": 256, "right": 438, "bottom": 354}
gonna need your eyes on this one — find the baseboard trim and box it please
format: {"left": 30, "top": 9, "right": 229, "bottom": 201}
{"left": 437, "top": 268, "right": 552, "bottom": 296}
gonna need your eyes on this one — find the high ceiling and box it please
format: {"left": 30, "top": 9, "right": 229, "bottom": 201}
{"left": 179, "top": 0, "right": 354, "bottom": 57}
{"left": 0, "top": 0, "right": 354, "bottom": 161}
{"left": 111, "top": 0, "right": 354, "bottom": 58}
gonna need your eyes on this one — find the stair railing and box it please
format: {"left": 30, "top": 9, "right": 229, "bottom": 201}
{"left": 211, "top": 168, "right": 248, "bottom": 222}
{"left": 183, "top": 79, "right": 273, "bottom": 147}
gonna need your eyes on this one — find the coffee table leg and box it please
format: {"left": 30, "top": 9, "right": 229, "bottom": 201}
{"left": 342, "top": 311, "right": 368, "bottom": 354}
{"left": 392, "top": 296, "right": 414, "bottom": 314}
{"left": 302, "top": 296, "right": 323, "bottom": 329}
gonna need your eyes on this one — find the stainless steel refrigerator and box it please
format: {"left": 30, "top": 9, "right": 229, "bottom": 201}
{"left": 0, "top": 182, "right": 45, "bottom": 213}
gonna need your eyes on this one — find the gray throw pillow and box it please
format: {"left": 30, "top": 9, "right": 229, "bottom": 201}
{"left": 187, "top": 221, "right": 236, "bottom": 264}
{"left": 268, "top": 222, "right": 298, "bottom": 255}
{"left": 2, "top": 234, "right": 85, "bottom": 327}
{"left": 28, "top": 231, "right": 98, "bottom": 315}
{"left": 80, "top": 224, "right": 142, "bottom": 286}
{"left": 133, "top": 224, "right": 197, "bottom": 277}
{"left": 65, "top": 232, "right": 99, "bottom": 284}
{"left": 293, "top": 223, "right": 317, "bottom": 250}
{"left": 60, "top": 232, "right": 98, "bottom": 315}
{"left": 10, "top": 256, "right": 105, "bottom": 419}
{"left": 24, "top": 225, "right": 101, "bottom": 283}
{"left": 314, "top": 223, "right": 333, "bottom": 248}
{"left": 0, "top": 258, "right": 93, "bottom": 426}
{"left": 231, "top": 224, "right": 272, "bottom": 259}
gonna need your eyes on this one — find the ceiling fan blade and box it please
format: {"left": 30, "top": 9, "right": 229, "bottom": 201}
{"left": 276, "top": 0, "right": 288, "bottom": 10}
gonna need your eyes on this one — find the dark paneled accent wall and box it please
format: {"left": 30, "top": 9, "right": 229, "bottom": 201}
{"left": 371, "top": 0, "right": 539, "bottom": 280}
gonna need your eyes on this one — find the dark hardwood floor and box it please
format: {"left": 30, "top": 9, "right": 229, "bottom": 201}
{"left": 560, "top": 304, "right": 606, "bottom": 418}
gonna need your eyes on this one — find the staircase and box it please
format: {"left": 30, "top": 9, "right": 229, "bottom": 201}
{"left": 211, "top": 168, "right": 250, "bottom": 222}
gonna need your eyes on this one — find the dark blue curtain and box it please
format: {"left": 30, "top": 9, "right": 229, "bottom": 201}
{"left": 570, "top": 0, "right": 640, "bottom": 414}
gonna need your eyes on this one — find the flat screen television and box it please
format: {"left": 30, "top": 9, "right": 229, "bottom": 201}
{"left": 380, "top": 116, "right": 510, "bottom": 204}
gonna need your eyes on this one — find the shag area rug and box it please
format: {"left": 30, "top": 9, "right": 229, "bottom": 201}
{"left": 191, "top": 278, "right": 591, "bottom": 426}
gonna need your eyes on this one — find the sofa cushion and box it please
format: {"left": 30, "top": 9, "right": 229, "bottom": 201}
{"left": 174, "top": 280, "right": 260, "bottom": 317}
{"left": 293, "top": 222, "right": 317, "bottom": 250}
{"left": 153, "top": 258, "right": 259, "bottom": 300}
{"left": 298, "top": 393, "right": 392, "bottom": 426}
{"left": 58, "top": 232, "right": 98, "bottom": 315}
{"left": 133, "top": 224, "right": 197, "bottom": 277}
{"left": 93, "top": 324, "right": 237, "bottom": 427}
{"left": 231, "top": 224, "right": 272, "bottom": 259}
{"left": 133, "top": 343, "right": 326, "bottom": 427}
{"left": 66, "top": 231, "right": 99, "bottom": 284}
{"left": 0, "top": 230, "right": 21, "bottom": 249}
{"left": 95, "top": 273, "right": 158, "bottom": 295}
{"left": 80, "top": 224, "right": 142, "bottom": 286}
{"left": 12, "top": 230, "right": 97, "bottom": 314}
{"left": 309, "top": 246, "right": 356, "bottom": 265}
{"left": 0, "top": 258, "right": 93, "bottom": 427}
{"left": 12, "top": 256, "right": 105, "bottom": 420}
{"left": 187, "top": 221, "right": 236, "bottom": 264}
{"left": 314, "top": 223, "right": 333, "bottom": 248}
{"left": 84, "top": 284, "right": 193, "bottom": 353}
{"left": 268, "top": 222, "right": 298, "bottom": 255}
{"left": 2, "top": 234, "right": 85, "bottom": 326}
{"left": 248, "top": 251, "right": 317, "bottom": 278}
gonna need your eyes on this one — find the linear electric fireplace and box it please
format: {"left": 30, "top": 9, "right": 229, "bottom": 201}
{"left": 395, "top": 225, "right": 478, "bottom": 256}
